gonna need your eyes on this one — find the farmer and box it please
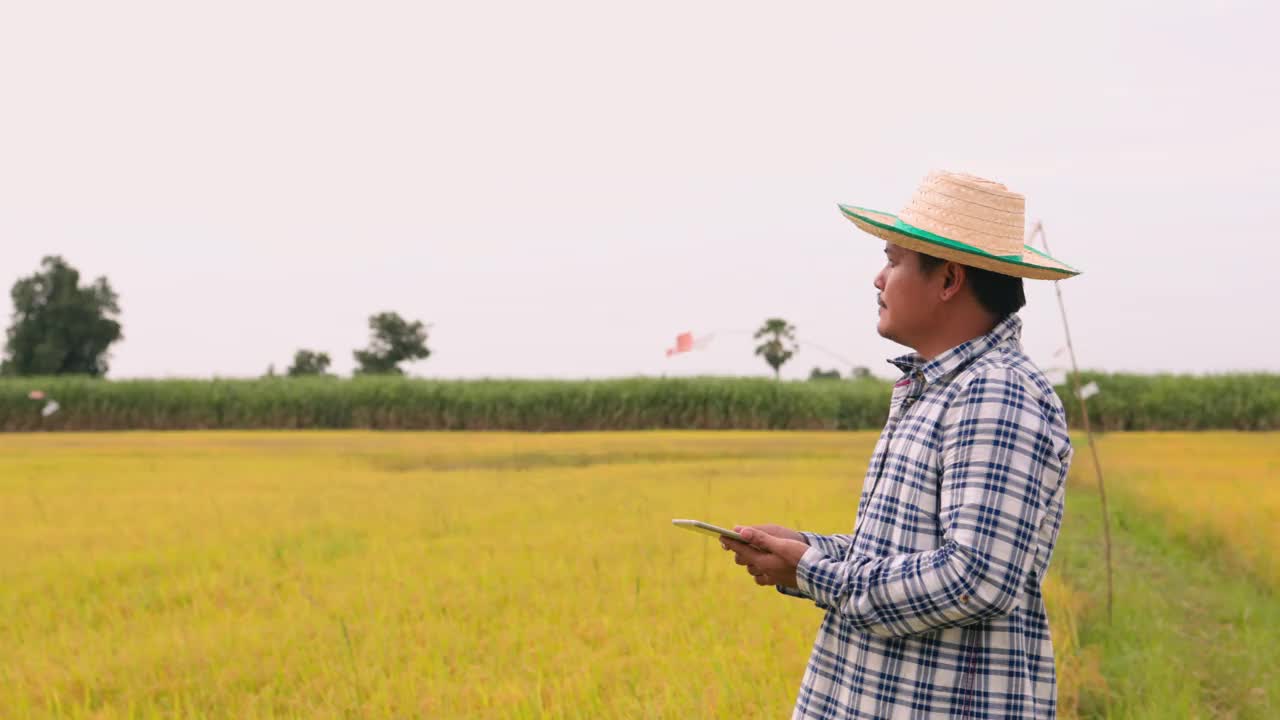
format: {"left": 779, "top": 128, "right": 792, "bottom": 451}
{"left": 721, "top": 171, "right": 1079, "bottom": 719}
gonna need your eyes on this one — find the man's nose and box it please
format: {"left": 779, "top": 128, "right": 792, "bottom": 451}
{"left": 873, "top": 268, "right": 885, "bottom": 291}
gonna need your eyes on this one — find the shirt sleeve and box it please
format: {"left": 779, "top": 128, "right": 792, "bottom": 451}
{"left": 798, "top": 531, "right": 854, "bottom": 560}
{"left": 773, "top": 532, "right": 853, "bottom": 605}
{"left": 794, "top": 367, "right": 1063, "bottom": 637}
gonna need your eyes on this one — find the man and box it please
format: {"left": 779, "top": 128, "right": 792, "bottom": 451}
{"left": 721, "top": 171, "right": 1079, "bottom": 719}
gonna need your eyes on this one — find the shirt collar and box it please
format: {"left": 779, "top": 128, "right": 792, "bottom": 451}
{"left": 887, "top": 313, "right": 1023, "bottom": 386}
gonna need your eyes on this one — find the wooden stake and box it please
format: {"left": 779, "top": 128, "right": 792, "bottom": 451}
{"left": 1028, "top": 221, "right": 1114, "bottom": 624}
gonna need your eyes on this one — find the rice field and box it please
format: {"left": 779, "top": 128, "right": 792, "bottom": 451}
{"left": 1, "top": 431, "right": 1276, "bottom": 718}
{"left": 1074, "top": 432, "right": 1280, "bottom": 587}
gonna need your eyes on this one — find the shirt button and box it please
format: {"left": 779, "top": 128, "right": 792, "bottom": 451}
{"left": 960, "top": 594, "right": 970, "bottom": 604}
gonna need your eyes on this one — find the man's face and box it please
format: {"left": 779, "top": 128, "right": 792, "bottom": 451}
{"left": 873, "top": 243, "right": 943, "bottom": 346}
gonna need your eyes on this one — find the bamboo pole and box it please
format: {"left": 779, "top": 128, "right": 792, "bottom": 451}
{"left": 1028, "top": 221, "right": 1113, "bottom": 623}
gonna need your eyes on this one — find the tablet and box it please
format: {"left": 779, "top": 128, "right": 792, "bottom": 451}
{"left": 671, "top": 518, "right": 747, "bottom": 543}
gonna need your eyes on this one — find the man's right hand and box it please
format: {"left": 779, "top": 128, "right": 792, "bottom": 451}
{"left": 719, "top": 524, "right": 809, "bottom": 588}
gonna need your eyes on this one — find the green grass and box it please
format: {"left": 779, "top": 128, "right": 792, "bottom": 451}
{"left": 1058, "top": 372, "right": 1280, "bottom": 431}
{"left": 0, "top": 376, "right": 894, "bottom": 432}
{"left": 2, "top": 373, "right": 1277, "bottom": 432}
{"left": 1053, "top": 478, "right": 1278, "bottom": 718}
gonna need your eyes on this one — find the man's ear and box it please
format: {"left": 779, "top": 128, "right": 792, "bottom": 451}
{"left": 940, "top": 263, "right": 965, "bottom": 301}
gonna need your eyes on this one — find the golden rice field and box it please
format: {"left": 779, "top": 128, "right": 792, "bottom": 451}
{"left": 1, "top": 431, "right": 1277, "bottom": 718}
{"left": 1080, "top": 433, "right": 1280, "bottom": 587}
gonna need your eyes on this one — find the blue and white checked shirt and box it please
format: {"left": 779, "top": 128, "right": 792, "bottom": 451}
{"left": 780, "top": 313, "right": 1074, "bottom": 719}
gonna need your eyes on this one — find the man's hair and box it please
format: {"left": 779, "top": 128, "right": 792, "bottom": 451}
{"left": 917, "top": 252, "right": 1026, "bottom": 318}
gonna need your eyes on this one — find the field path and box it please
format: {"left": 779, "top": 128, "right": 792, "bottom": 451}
{"left": 1053, "top": 474, "right": 1278, "bottom": 718}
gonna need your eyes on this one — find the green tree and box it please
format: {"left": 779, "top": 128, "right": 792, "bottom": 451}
{"left": 287, "top": 349, "right": 332, "bottom": 377}
{"left": 753, "top": 317, "right": 797, "bottom": 380}
{"left": 808, "top": 367, "right": 842, "bottom": 381}
{"left": 353, "top": 312, "right": 431, "bottom": 375}
{"left": 2, "top": 256, "right": 123, "bottom": 377}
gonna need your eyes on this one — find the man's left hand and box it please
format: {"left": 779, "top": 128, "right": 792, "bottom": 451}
{"left": 720, "top": 526, "right": 810, "bottom": 589}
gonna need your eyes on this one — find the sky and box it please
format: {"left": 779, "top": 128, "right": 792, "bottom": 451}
{"left": 1, "top": 1, "right": 1276, "bottom": 381}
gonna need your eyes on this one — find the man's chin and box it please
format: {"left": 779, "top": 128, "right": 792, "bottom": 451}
{"left": 876, "top": 320, "right": 900, "bottom": 345}
{"left": 875, "top": 318, "right": 890, "bottom": 339}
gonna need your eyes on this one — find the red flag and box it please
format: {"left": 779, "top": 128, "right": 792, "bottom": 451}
{"left": 666, "top": 332, "right": 695, "bottom": 357}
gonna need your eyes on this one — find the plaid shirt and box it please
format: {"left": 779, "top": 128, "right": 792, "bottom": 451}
{"left": 779, "top": 313, "right": 1074, "bottom": 719}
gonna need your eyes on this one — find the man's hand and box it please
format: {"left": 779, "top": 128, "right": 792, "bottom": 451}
{"left": 735, "top": 524, "right": 806, "bottom": 544}
{"left": 720, "top": 525, "right": 810, "bottom": 589}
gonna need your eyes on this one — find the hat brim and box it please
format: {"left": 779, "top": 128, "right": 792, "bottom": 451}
{"left": 838, "top": 204, "right": 1081, "bottom": 280}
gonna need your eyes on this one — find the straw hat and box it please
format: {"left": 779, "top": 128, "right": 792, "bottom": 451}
{"left": 838, "top": 171, "right": 1080, "bottom": 280}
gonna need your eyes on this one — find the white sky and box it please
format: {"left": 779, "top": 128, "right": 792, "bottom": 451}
{"left": 1, "top": 1, "right": 1276, "bottom": 380}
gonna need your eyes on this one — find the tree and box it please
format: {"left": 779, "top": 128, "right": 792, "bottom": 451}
{"left": 287, "top": 349, "right": 332, "bottom": 377}
{"left": 753, "top": 317, "right": 797, "bottom": 381}
{"left": 2, "top": 256, "right": 123, "bottom": 377}
{"left": 809, "top": 367, "right": 842, "bottom": 381}
{"left": 353, "top": 312, "right": 431, "bottom": 375}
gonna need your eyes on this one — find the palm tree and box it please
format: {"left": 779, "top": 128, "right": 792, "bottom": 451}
{"left": 754, "top": 318, "right": 798, "bottom": 380}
